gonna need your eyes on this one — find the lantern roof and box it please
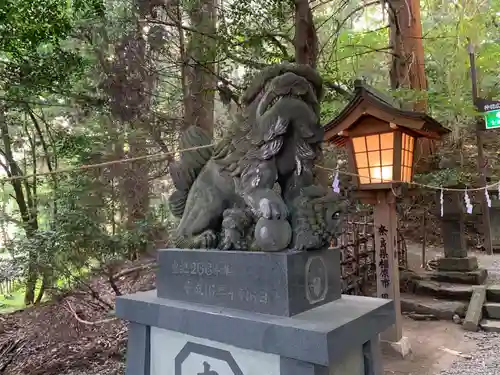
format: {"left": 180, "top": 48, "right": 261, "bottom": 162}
{"left": 324, "top": 80, "right": 451, "bottom": 147}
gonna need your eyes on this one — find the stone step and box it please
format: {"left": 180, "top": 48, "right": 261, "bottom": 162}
{"left": 421, "top": 269, "right": 487, "bottom": 285}
{"left": 463, "top": 286, "right": 487, "bottom": 331}
{"left": 400, "top": 293, "right": 467, "bottom": 320}
{"left": 412, "top": 281, "right": 500, "bottom": 303}
{"left": 487, "top": 285, "right": 500, "bottom": 302}
{"left": 480, "top": 319, "right": 500, "bottom": 333}
{"left": 413, "top": 280, "right": 474, "bottom": 301}
{"left": 484, "top": 302, "right": 500, "bottom": 319}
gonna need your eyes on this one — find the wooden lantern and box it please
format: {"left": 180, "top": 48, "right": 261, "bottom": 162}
{"left": 324, "top": 80, "right": 450, "bottom": 191}
{"left": 323, "top": 80, "right": 451, "bottom": 347}
{"left": 345, "top": 124, "right": 418, "bottom": 189}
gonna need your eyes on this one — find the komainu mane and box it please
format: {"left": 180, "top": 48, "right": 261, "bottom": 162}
{"left": 168, "top": 63, "right": 344, "bottom": 251}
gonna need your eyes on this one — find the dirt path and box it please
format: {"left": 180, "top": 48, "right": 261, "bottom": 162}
{"left": 382, "top": 242, "right": 500, "bottom": 375}
{"left": 382, "top": 317, "right": 475, "bottom": 375}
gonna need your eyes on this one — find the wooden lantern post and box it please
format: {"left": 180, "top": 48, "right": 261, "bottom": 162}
{"left": 324, "top": 81, "right": 450, "bottom": 355}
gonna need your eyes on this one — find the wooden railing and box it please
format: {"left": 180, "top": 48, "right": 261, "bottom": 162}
{"left": 333, "top": 216, "right": 408, "bottom": 296}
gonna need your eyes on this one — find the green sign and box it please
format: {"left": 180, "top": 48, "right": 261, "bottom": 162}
{"left": 484, "top": 109, "right": 500, "bottom": 129}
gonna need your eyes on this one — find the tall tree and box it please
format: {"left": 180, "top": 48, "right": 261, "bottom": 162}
{"left": 293, "top": 0, "right": 318, "bottom": 67}
{"left": 182, "top": 0, "right": 218, "bottom": 136}
{"left": 388, "top": 0, "right": 434, "bottom": 165}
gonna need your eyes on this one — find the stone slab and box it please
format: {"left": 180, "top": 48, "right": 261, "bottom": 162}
{"left": 150, "top": 326, "right": 280, "bottom": 375}
{"left": 149, "top": 329, "right": 376, "bottom": 375}
{"left": 480, "top": 319, "right": 500, "bottom": 333}
{"left": 131, "top": 326, "right": 385, "bottom": 375}
{"left": 425, "top": 268, "right": 487, "bottom": 285}
{"left": 436, "top": 257, "right": 478, "bottom": 272}
{"left": 125, "top": 323, "right": 150, "bottom": 375}
{"left": 362, "top": 340, "right": 383, "bottom": 375}
{"left": 156, "top": 248, "right": 341, "bottom": 317}
{"left": 116, "top": 290, "right": 394, "bottom": 366}
{"left": 463, "top": 286, "right": 486, "bottom": 332}
{"left": 400, "top": 294, "right": 467, "bottom": 320}
{"left": 143, "top": 324, "right": 383, "bottom": 375}
{"left": 280, "top": 357, "right": 329, "bottom": 375}
{"left": 487, "top": 284, "right": 500, "bottom": 302}
{"left": 329, "top": 347, "right": 364, "bottom": 375}
{"left": 413, "top": 280, "right": 474, "bottom": 301}
{"left": 484, "top": 302, "right": 500, "bottom": 319}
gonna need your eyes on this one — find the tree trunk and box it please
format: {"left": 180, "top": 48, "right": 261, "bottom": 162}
{"left": 183, "top": 0, "right": 217, "bottom": 136}
{"left": 28, "top": 108, "right": 58, "bottom": 303}
{"left": 292, "top": 0, "right": 327, "bottom": 188}
{"left": 293, "top": 0, "right": 318, "bottom": 68}
{"left": 388, "top": 0, "right": 434, "bottom": 171}
{"left": 0, "top": 110, "right": 39, "bottom": 305}
{"left": 97, "top": 0, "right": 164, "bottom": 258}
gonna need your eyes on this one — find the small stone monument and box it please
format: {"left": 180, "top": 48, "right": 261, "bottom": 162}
{"left": 433, "top": 188, "right": 487, "bottom": 284}
{"left": 117, "top": 64, "right": 395, "bottom": 375}
{"left": 489, "top": 194, "right": 500, "bottom": 252}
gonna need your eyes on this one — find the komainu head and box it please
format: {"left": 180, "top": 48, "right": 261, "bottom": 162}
{"left": 240, "top": 63, "right": 324, "bottom": 142}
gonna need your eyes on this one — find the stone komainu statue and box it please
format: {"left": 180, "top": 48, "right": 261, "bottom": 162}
{"left": 168, "top": 63, "right": 345, "bottom": 251}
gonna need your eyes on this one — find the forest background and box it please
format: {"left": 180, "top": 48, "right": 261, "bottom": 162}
{"left": 0, "top": 0, "right": 499, "bottom": 312}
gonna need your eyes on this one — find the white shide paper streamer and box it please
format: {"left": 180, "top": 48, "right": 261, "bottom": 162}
{"left": 440, "top": 189, "right": 444, "bottom": 217}
{"left": 332, "top": 170, "right": 340, "bottom": 193}
{"left": 485, "top": 187, "right": 492, "bottom": 208}
{"left": 464, "top": 189, "right": 473, "bottom": 214}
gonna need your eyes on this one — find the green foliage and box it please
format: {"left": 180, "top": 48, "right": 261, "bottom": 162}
{"left": 0, "top": 0, "right": 104, "bottom": 100}
{"left": 414, "top": 168, "right": 472, "bottom": 188}
{"left": 219, "top": 0, "right": 294, "bottom": 68}
{"left": 0, "top": 289, "right": 26, "bottom": 313}
{"left": 9, "top": 169, "right": 163, "bottom": 294}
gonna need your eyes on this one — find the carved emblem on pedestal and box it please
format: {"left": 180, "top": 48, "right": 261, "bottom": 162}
{"left": 305, "top": 255, "right": 328, "bottom": 304}
{"left": 175, "top": 342, "right": 243, "bottom": 375}
{"left": 198, "top": 362, "right": 219, "bottom": 375}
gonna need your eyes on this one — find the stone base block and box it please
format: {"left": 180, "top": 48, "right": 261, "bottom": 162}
{"left": 492, "top": 242, "right": 500, "bottom": 254}
{"left": 156, "top": 248, "right": 341, "bottom": 317}
{"left": 117, "top": 291, "right": 395, "bottom": 375}
{"left": 463, "top": 286, "right": 486, "bottom": 332}
{"left": 413, "top": 280, "right": 473, "bottom": 301}
{"left": 480, "top": 319, "right": 500, "bottom": 333}
{"left": 484, "top": 302, "right": 500, "bottom": 319}
{"left": 381, "top": 336, "right": 412, "bottom": 359}
{"left": 436, "top": 257, "right": 478, "bottom": 272}
{"left": 400, "top": 294, "right": 468, "bottom": 320}
{"left": 414, "top": 283, "right": 500, "bottom": 303}
{"left": 487, "top": 284, "right": 500, "bottom": 302}
{"left": 426, "top": 268, "right": 487, "bottom": 285}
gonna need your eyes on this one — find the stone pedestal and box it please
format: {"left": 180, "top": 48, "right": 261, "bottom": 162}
{"left": 117, "top": 249, "right": 395, "bottom": 375}
{"left": 156, "top": 249, "right": 342, "bottom": 316}
{"left": 436, "top": 256, "right": 478, "bottom": 272}
{"left": 434, "top": 256, "right": 487, "bottom": 284}
{"left": 427, "top": 268, "right": 487, "bottom": 285}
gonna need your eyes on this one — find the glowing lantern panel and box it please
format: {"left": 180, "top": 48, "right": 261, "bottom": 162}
{"left": 352, "top": 132, "right": 394, "bottom": 184}
{"left": 400, "top": 133, "right": 414, "bottom": 183}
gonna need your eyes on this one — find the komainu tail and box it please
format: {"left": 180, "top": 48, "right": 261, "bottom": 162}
{"left": 168, "top": 126, "right": 213, "bottom": 218}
